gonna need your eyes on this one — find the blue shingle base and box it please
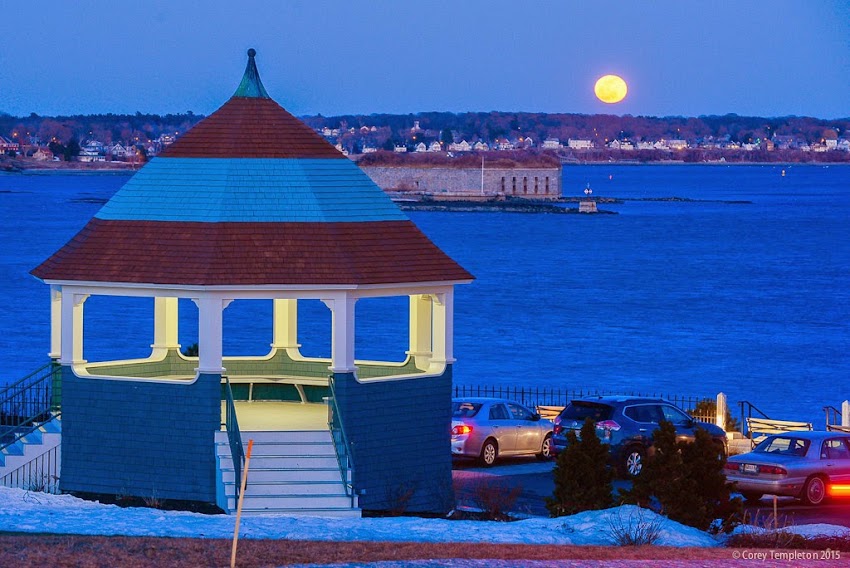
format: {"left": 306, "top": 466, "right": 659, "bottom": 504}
{"left": 58, "top": 366, "right": 220, "bottom": 506}
{"left": 334, "top": 366, "right": 454, "bottom": 514}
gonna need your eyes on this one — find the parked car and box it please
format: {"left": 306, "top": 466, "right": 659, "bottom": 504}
{"left": 725, "top": 431, "right": 850, "bottom": 506}
{"left": 451, "top": 397, "right": 554, "bottom": 466}
{"left": 551, "top": 396, "right": 727, "bottom": 477}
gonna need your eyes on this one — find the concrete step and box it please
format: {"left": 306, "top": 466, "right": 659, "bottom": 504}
{"left": 238, "top": 506, "right": 361, "bottom": 518}
{"left": 221, "top": 467, "right": 345, "bottom": 483}
{"left": 240, "top": 430, "right": 332, "bottom": 444}
{"left": 228, "top": 493, "right": 356, "bottom": 511}
{"left": 234, "top": 480, "right": 349, "bottom": 497}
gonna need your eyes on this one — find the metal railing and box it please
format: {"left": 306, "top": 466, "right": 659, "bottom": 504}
{"left": 327, "top": 375, "right": 356, "bottom": 507}
{"left": 452, "top": 384, "right": 713, "bottom": 417}
{"left": 824, "top": 405, "right": 842, "bottom": 428}
{"left": 738, "top": 400, "right": 771, "bottom": 437}
{"left": 0, "top": 445, "right": 60, "bottom": 494}
{"left": 223, "top": 376, "right": 245, "bottom": 499}
{"left": 1, "top": 362, "right": 61, "bottom": 452}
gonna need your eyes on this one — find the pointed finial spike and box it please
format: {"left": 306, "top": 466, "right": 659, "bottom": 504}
{"left": 233, "top": 48, "right": 270, "bottom": 99}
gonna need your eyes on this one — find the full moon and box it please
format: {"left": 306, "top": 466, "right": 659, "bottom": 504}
{"left": 594, "top": 75, "right": 628, "bottom": 104}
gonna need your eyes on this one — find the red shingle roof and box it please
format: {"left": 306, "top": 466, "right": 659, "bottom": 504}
{"left": 161, "top": 97, "right": 342, "bottom": 159}
{"left": 32, "top": 218, "right": 473, "bottom": 286}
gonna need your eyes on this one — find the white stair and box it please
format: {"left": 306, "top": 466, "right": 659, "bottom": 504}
{"left": 0, "top": 416, "right": 62, "bottom": 492}
{"left": 216, "top": 430, "right": 359, "bottom": 517}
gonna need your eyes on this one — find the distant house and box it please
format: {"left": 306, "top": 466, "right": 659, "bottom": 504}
{"left": 636, "top": 141, "right": 655, "bottom": 150}
{"left": 414, "top": 142, "right": 427, "bottom": 153}
{"left": 110, "top": 143, "right": 131, "bottom": 158}
{"left": 157, "top": 134, "right": 177, "bottom": 146}
{"left": 542, "top": 138, "right": 560, "bottom": 149}
{"left": 428, "top": 141, "right": 442, "bottom": 152}
{"left": 494, "top": 138, "right": 514, "bottom": 150}
{"left": 448, "top": 140, "right": 472, "bottom": 152}
{"left": 567, "top": 139, "right": 593, "bottom": 150}
{"left": 667, "top": 139, "right": 688, "bottom": 150}
{"left": 361, "top": 146, "right": 377, "bottom": 154}
{"left": 0, "top": 136, "right": 20, "bottom": 153}
{"left": 608, "top": 140, "right": 634, "bottom": 150}
{"left": 393, "top": 145, "right": 407, "bottom": 153}
{"left": 472, "top": 141, "right": 489, "bottom": 151}
{"left": 33, "top": 147, "right": 54, "bottom": 161}
{"left": 837, "top": 139, "right": 850, "bottom": 152}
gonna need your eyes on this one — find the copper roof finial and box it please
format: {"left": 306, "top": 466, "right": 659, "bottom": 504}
{"left": 234, "top": 48, "right": 270, "bottom": 99}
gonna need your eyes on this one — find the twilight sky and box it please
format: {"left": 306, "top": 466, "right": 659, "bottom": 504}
{"left": 1, "top": 1, "right": 848, "bottom": 119}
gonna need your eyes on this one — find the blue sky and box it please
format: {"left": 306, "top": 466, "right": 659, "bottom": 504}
{"left": 1, "top": 1, "right": 848, "bottom": 119}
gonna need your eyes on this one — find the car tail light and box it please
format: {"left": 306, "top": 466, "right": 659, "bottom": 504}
{"left": 724, "top": 463, "right": 740, "bottom": 471}
{"left": 451, "top": 424, "right": 472, "bottom": 436}
{"left": 829, "top": 484, "right": 850, "bottom": 497}
{"left": 596, "top": 420, "right": 621, "bottom": 431}
{"left": 596, "top": 420, "right": 620, "bottom": 441}
{"left": 759, "top": 465, "right": 787, "bottom": 475}
{"left": 553, "top": 424, "right": 563, "bottom": 435}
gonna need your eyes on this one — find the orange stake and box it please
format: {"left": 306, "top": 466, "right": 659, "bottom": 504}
{"left": 231, "top": 439, "right": 254, "bottom": 568}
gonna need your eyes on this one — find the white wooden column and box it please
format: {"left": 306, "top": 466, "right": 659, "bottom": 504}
{"left": 271, "top": 299, "right": 300, "bottom": 354}
{"left": 407, "top": 294, "right": 433, "bottom": 369}
{"left": 49, "top": 285, "right": 62, "bottom": 359}
{"left": 195, "top": 296, "right": 230, "bottom": 374}
{"left": 322, "top": 295, "right": 357, "bottom": 373}
{"left": 59, "top": 289, "right": 88, "bottom": 365}
{"left": 151, "top": 297, "right": 180, "bottom": 356}
{"left": 430, "top": 289, "right": 455, "bottom": 368}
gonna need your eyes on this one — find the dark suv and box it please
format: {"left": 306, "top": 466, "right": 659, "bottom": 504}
{"left": 551, "top": 396, "right": 727, "bottom": 477}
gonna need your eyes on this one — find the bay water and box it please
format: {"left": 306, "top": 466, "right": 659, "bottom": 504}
{"left": 1, "top": 164, "right": 847, "bottom": 423}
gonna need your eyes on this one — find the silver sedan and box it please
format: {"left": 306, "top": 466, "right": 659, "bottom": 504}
{"left": 725, "top": 431, "right": 850, "bottom": 506}
{"left": 451, "top": 397, "right": 554, "bottom": 466}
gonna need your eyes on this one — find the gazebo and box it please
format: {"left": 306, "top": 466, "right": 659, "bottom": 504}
{"left": 31, "top": 50, "right": 473, "bottom": 515}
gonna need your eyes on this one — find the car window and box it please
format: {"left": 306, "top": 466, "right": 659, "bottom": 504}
{"left": 821, "top": 438, "right": 850, "bottom": 460}
{"left": 560, "top": 402, "right": 613, "bottom": 422}
{"left": 507, "top": 403, "right": 534, "bottom": 421}
{"left": 660, "top": 404, "right": 692, "bottom": 425}
{"left": 489, "top": 404, "right": 510, "bottom": 421}
{"left": 452, "top": 401, "right": 482, "bottom": 418}
{"left": 754, "top": 436, "right": 810, "bottom": 456}
{"left": 624, "top": 405, "right": 661, "bottom": 423}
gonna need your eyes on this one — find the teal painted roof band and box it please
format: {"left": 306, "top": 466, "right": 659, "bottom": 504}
{"left": 95, "top": 157, "right": 408, "bottom": 223}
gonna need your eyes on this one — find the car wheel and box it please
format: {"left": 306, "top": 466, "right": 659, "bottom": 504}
{"left": 480, "top": 439, "right": 498, "bottom": 467}
{"left": 537, "top": 434, "right": 553, "bottom": 460}
{"left": 623, "top": 446, "right": 645, "bottom": 477}
{"left": 741, "top": 492, "right": 763, "bottom": 503}
{"left": 801, "top": 475, "right": 827, "bottom": 506}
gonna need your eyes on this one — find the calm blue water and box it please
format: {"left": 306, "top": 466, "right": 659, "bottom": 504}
{"left": 1, "top": 165, "right": 848, "bottom": 423}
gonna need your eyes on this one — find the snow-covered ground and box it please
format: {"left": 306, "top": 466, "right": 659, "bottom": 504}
{"left": 1, "top": 486, "right": 847, "bottom": 548}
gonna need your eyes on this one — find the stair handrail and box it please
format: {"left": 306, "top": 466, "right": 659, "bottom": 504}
{"left": 223, "top": 376, "right": 245, "bottom": 499}
{"left": 1, "top": 362, "right": 61, "bottom": 453}
{"left": 327, "top": 375, "right": 356, "bottom": 507}
{"left": 824, "top": 405, "right": 842, "bottom": 429}
{"left": 738, "top": 400, "right": 771, "bottom": 437}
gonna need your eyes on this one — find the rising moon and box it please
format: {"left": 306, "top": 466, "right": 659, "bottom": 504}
{"left": 594, "top": 75, "right": 628, "bottom": 104}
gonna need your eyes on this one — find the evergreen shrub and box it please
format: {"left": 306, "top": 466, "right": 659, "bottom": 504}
{"left": 546, "top": 418, "right": 613, "bottom": 517}
{"left": 621, "top": 419, "right": 742, "bottom": 532}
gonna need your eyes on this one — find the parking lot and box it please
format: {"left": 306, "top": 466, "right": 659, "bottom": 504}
{"left": 452, "top": 456, "right": 850, "bottom": 527}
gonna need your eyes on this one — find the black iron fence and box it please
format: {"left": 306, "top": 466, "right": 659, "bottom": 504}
{"left": 452, "top": 384, "right": 718, "bottom": 423}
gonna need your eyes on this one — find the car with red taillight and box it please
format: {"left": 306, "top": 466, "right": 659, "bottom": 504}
{"left": 551, "top": 396, "right": 728, "bottom": 477}
{"left": 451, "top": 397, "right": 554, "bottom": 466}
{"left": 725, "top": 431, "right": 850, "bottom": 506}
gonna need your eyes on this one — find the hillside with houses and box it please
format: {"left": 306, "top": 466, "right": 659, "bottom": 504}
{"left": 2, "top": 111, "right": 849, "bottom": 168}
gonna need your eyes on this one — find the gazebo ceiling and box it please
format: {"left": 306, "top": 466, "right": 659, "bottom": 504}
{"left": 32, "top": 50, "right": 472, "bottom": 288}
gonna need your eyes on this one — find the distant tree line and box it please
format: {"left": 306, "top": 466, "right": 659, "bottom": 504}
{"left": 2, "top": 109, "right": 848, "bottom": 161}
